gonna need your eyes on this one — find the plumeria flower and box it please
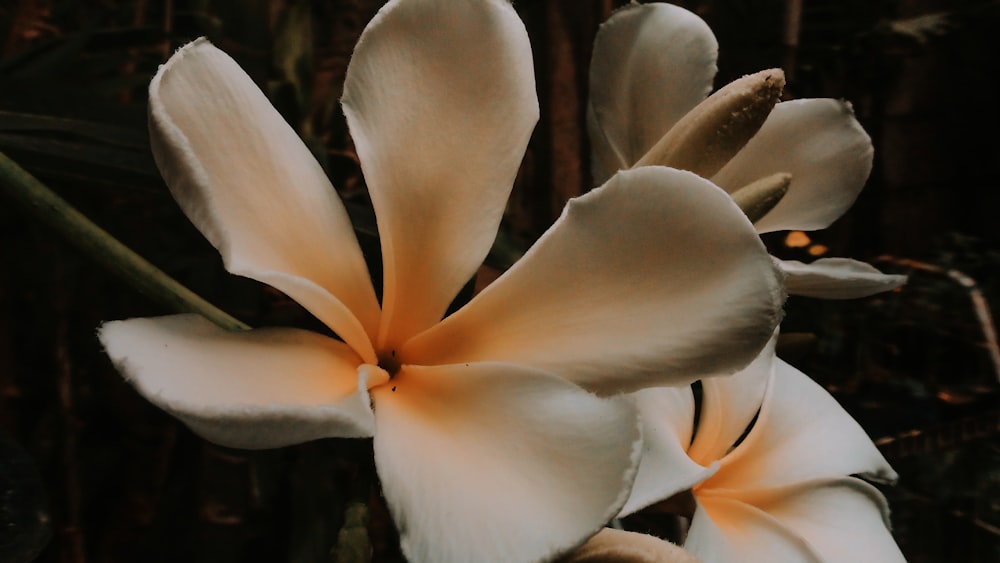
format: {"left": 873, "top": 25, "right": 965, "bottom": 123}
{"left": 97, "top": 0, "right": 784, "bottom": 561}
{"left": 587, "top": 2, "right": 906, "bottom": 299}
{"left": 620, "top": 334, "right": 906, "bottom": 562}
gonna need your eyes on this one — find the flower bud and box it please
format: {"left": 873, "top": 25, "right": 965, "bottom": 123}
{"left": 731, "top": 171, "right": 792, "bottom": 224}
{"left": 634, "top": 69, "right": 785, "bottom": 178}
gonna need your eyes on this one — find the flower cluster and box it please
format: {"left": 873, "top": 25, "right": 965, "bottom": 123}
{"left": 98, "top": 1, "right": 905, "bottom": 562}
{"left": 579, "top": 3, "right": 907, "bottom": 561}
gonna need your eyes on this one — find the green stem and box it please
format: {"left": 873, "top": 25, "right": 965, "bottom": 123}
{"left": 0, "top": 150, "right": 249, "bottom": 331}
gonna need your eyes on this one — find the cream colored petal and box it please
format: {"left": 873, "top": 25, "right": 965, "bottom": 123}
{"left": 371, "top": 362, "right": 640, "bottom": 563}
{"left": 621, "top": 386, "right": 716, "bottom": 517}
{"left": 687, "top": 334, "right": 776, "bottom": 466}
{"left": 711, "top": 359, "right": 897, "bottom": 490}
{"left": 588, "top": 3, "right": 718, "bottom": 185}
{"left": 711, "top": 99, "right": 874, "bottom": 233}
{"left": 779, "top": 258, "right": 907, "bottom": 299}
{"left": 98, "top": 315, "right": 376, "bottom": 448}
{"left": 342, "top": 0, "right": 538, "bottom": 351}
{"left": 149, "top": 39, "right": 378, "bottom": 359}
{"left": 685, "top": 496, "right": 823, "bottom": 563}
{"left": 403, "top": 167, "right": 784, "bottom": 395}
{"left": 559, "top": 528, "right": 700, "bottom": 563}
{"left": 732, "top": 478, "right": 905, "bottom": 562}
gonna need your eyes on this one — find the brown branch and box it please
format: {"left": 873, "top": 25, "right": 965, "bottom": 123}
{"left": 874, "top": 255, "right": 1000, "bottom": 384}
{"left": 55, "top": 318, "right": 86, "bottom": 563}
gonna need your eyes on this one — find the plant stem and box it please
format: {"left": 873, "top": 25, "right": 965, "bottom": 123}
{"left": 0, "top": 150, "right": 249, "bottom": 331}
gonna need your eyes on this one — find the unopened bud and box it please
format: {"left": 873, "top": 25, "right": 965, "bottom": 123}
{"left": 558, "top": 528, "right": 700, "bottom": 563}
{"left": 731, "top": 171, "right": 791, "bottom": 224}
{"left": 634, "top": 69, "right": 785, "bottom": 178}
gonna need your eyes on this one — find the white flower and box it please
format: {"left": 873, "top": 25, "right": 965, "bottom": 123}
{"left": 97, "top": 1, "right": 784, "bottom": 561}
{"left": 621, "top": 335, "right": 906, "bottom": 562}
{"left": 587, "top": 7, "right": 906, "bottom": 559}
{"left": 587, "top": 2, "right": 905, "bottom": 299}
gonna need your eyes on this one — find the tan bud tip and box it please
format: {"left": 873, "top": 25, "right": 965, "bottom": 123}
{"left": 731, "top": 171, "right": 792, "bottom": 224}
{"left": 558, "top": 528, "right": 701, "bottom": 563}
{"left": 635, "top": 68, "right": 786, "bottom": 178}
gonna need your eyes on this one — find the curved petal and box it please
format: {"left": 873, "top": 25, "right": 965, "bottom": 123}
{"left": 732, "top": 478, "right": 905, "bottom": 562}
{"left": 711, "top": 359, "right": 897, "bottom": 490}
{"left": 342, "top": 0, "right": 538, "bottom": 351}
{"left": 149, "top": 39, "right": 379, "bottom": 358}
{"left": 560, "top": 528, "right": 699, "bottom": 563}
{"left": 711, "top": 99, "right": 874, "bottom": 233}
{"left": 622, "top": 386, "right": 715, "bottom": 517}
{"left": 779, "top": 258, "right": 907, "bottom": 299}
{"left": 588, "top": 3, "right": 718, "bottom": 184}
{"left": 685, "top": 496, "right": 823, "bottom": 563}
{"left": 98, "top": 315, "right": 376, "bottom": 448}
{"left": 687, "top": 334, "right": 776, "bottom": 466}
{"left": 371, "top": 362, "right": 641, "bottom": 563}
{"left": 403, "top": 167, "right": 784, "bottom": 395}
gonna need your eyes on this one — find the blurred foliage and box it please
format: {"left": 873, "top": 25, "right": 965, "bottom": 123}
{"left": 0, "top": 434, "right": 51, "bottom": 562}
{"left": 1, "top": 0, "right": 999, "bottom": 562}
{"left": 774, "top": 230, "right": 1000, "bottom": 562}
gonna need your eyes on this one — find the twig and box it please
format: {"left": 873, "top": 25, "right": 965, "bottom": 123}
{"left": 874, "top": 411, "right": 1000, "bottom": 459}
{"left": 782, "top": 0, "right": 803, "bottom": 82}
{"left": 55, "top": 318, "right": 85, "bottom": 563}
{"left": 874, "top": 255, "right": 1000, "bottom": 384}
{"left": 0, "top": 150, "right": 249, "bottom": 331}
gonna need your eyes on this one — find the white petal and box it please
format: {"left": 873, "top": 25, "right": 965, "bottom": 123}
{"left": 149, "top": 39, "right": 379, "bottom": 360}
{"left": 686, "top": 496, "right": 823, "bottom": 562}
{"left": 342, "top": 0, "right": 538, "bottom": 351}
{"left": 560, "top": 528, "right": 699, "bottom": 563}
{"left": 711, "top": 99, "right": 874, "bottom": 233}
{"left": 403, "top": 167, "right": 784, "bottom": 395}
{"left": 687, "top": 334, "right": 776, "bottom": 466}
{"left": 98, "top": 315, "right": 376, "bottom": 448}
{"left": 621, "top": 386, "right": 716, "bottom": 517}
{"left": 371, "top": 362, "right": 641, "bottom": 563}
{"left": 711, "top": 359, "right": 897, "bottom": 490}
{"left": 734, "top": 478, "right": 905, "bottom": 562}
{"left": 588, "top": 3, "right": 718, "bottom": 185}
{"left": 779, "top": 258, "right": 907, "bottom": 299}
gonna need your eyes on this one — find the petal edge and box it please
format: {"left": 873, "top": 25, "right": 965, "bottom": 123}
{"left": 99, "top": 315, "right": 374, "bottom": 448}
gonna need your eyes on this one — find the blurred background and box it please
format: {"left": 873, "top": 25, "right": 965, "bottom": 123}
{"left": 1, "top": 0, "right": 998, "bottom": 561}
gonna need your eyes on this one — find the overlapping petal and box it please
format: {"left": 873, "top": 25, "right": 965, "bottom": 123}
{"left": 403, "top": 167, "right": 784, "bottom": 394}
{"left": 738, "top": 478, "right": 905, "bottom": 562}
{"left": 711, "top": 99, "right": 874, "bottom": 233}
{"left": 732, "top": 478, "right": 904, "bottom": 562}
{"left": 370, "top": 362, "right": 640, "bottom": 563}
{"left": 779, "top": 258, "right": 907, "bottom": 299}
{"left": 685, "top": 496, "right": 823, "bottom": 563}
{"left": 624, "top": 334, "right": 776, "bottom": 516}
{"left": 620, "top": 336, "right": 902, "bottom": 559}
{"left": 687, "top": 334, "right": 775, "bottom": 465}
{"left": 149, "top": 39, "right": 379, "bottom": 357}
{"left": 342, "top": 0, "right": 538, "bottom": 351}
{"left": 711, "top": 359, "right": 897, "bottom": 491}
{"left": 621, "top": 386, "right": 716, "bottom": 516}
{"left": 588, "top": 2, "right": 718, "bottom": 184}
{"left": 98, "top": 315, "right": 378, "bottom": 448}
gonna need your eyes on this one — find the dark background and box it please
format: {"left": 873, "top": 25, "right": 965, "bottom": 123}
{"left": 1, "top": 0, "right": 998, "bottom": 561}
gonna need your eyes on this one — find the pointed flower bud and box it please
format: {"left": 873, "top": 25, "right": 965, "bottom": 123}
{"left": 634, "top": 69, "right": 785, "bottom": 178}
{"left": 731, "top": 171, "right": 792, "bottom": 224}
